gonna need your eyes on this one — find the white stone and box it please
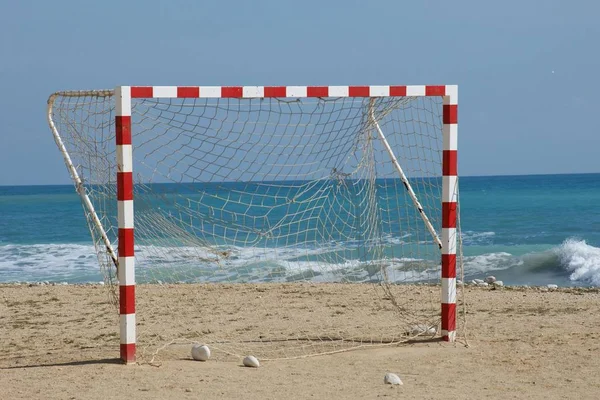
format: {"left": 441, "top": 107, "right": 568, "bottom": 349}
{"left": 485, "top": 276, "right": 496, "bottom": 284}
{"left": 456, "top": 279, "right": 463, "bottom": 285}
{"left": 492, "top": 281, "right": 504, "bottom": 287}
{"left": 191, "top": 344, "right": 211, "bottom": 361}
{"left": 547, "top": 284, "right": 558, "bottom": 291}
{"left": 473, "top": 279, "right": 484, "bottom": 284}
{"left": 410, "top": 324, "right": 437, "bottom": 336}
{"left": 384, "top": 373, "right": 403, "bottom": 385}
{"left": 477, "top": 282, "right": 489, "bottom": 287}
{"left": 243, "top": 355, "right": 260, "bottom": 368}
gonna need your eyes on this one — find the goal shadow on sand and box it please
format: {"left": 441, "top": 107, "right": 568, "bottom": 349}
{"left": 0, "top": 358, "right": 123, "bottom": 369}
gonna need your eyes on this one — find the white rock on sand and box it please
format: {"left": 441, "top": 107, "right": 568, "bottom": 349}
{"left": 191, "top": 344, "right": 211, "bottom": 361}
{"left": 243, "top": 355, "right": 260, "bottom": 368}
{"left": 409, "top": 324, "right": 437, "bottom": 336}
{"left": 384, "top": 373, "right": 403, "bottom": 385}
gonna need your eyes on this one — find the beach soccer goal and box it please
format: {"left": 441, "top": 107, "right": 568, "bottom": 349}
{"left": 47, "top": 85, "right": 460, "bottom": 364}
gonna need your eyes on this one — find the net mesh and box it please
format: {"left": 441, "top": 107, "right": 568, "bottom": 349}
{"left": 48, "top": 90, "right": 461, "bottom": 362}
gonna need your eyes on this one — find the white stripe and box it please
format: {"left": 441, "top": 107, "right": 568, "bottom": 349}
{"left": 118, "top": 256, "right": 136, "bottom": 285}
{"left": 442, "top": 228, "right": 457, "bottom": 255}
{"left": 115, "top": 86, "right": 131, "bottom": 116}
{"left": 118, "top": 201, "right": 134, "bottom": 229}
{"left": 442, "top": 176, "right": 458, "bottom": 203}
{"left": 243, "top": 86, "right": 264, "bottom": 98}
{"left": 286, "top": 86, "right": 307, "bottom": 97}
{"left": 406, "top": 85, "right": 426, "bottom": 96}
{"left": 328, "top": 86, "right": 349, "bottom": 97}
{"left": 116, "top": 145, "right": 133, "bottom": 173}
{"left": 441, "top": 330, "right": 456, "bottom": 341}
{"left": 369, "top": 86, "right": 389, "bottom": 97}
{"left": 444, "top": 85, "right": 458, "bottom": 105}
{"left": 153, "top": 86, "right": 177, "bottom": 98}
{"left": 199, "top": 86, "right": 221, "bottom": 98}
{"left": 441, "top": 278, "right": 457, "bottom": 303}
{"left": 120, "top": 314, "right": 136, "bottom": 344}
{"left": 443, "top": 124, "right": 458, "bottom": 151}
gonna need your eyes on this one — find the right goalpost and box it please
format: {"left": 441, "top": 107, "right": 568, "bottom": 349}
{"left": 48, "top": 84, "right": 460, "bottom": 364}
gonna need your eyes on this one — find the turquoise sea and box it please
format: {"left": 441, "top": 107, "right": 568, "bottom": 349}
{"left": 1, "top": 173, "right": 599, "bottom": 286}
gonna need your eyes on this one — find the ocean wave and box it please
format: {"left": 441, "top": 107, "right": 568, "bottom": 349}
{"left": 0, "top": 243, "right": 101, "bottom": 283}
{"left": 0, "top": 242, "right": 440, "bottom": 284}
{"left": 461, "top": 239, "right": 600, "bottom": 286}
{"left": 555, "top": 239, "right": 600, "bottom": 286}
{"left": 463, "top": 252, "right": 519, "bottom": 274}
{"left": 3, "top": 238, "right": 599, "bottom": 286}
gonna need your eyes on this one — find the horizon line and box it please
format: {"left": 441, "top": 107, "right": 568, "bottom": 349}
{"left": 1, "top": 171, "right": 599, "bottom": 188}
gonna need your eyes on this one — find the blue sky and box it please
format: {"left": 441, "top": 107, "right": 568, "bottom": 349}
{"left": 0, "top": 0, "right": 598, "bottom": 185}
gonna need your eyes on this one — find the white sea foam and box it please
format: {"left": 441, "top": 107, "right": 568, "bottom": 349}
{"left": 0, "top": 243, "right": 100, "bottom": 282}
{"left": 555, "top": 239, "right": 600, "bottom": 285}
{"left": 0, "top": 240, "right": 509, "bottom": 284}
{"left": 462, "top": 252, "right": 518, "bottom": 274}
{"left": 5, "top": 238, "right": 598, "bottom": 286}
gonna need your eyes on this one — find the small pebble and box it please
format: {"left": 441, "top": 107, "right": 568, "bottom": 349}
{"left": 191, "top": 344, "right": 211, "bottom": 361}
{"left": 243, "top": 355, "right": 260, "bottom": 368}
{"left": 409, "top": 324, "right": 436, "bottom": 336}
{"left": 384, "top": 373, "right": 403, "bottom": 385}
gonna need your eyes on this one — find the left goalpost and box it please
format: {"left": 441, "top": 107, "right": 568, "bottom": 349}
{"left": 48, "top": 84, "right": 460, "bottom": 364}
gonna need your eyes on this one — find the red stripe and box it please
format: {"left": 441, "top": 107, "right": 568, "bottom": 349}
{"left": 119, "top": 285, "right": 135, "bottom": 314}
{"left": 115, "top": 116, "right": 131, "bottom": 145}
{"left": 307, "top": 86, "right": 329, "bottom": 97}
{"left": 389, "top": 86, "right": 407, "bottom": 96}
{"left": 442, "top": 150, "right": 458, "bottom": 176}
{"left": 221, "top": 87, "right": 243, "bottom": 98}
{"left": 118, "top": 228, "right": 135, "bottom": 257}
{"left": 349, "top": 86, "right": 370, "bottom": 97}
{"left": 120, "top": 343, "right": 136, "bottom": 364}
{"left": 441, "top": 303, "right": 456, "bottom": 332}
{"left": 441, "top": 254, "right": 456, "bottom": 278}
{"left": 131, "top": 86, "right": 153, "bottom": 98}
{"left": 443, "top": 104, "right": 458, "bottom": 124}
{"left": 117, "top": 172, "right": 133, "bottom": 201}
{"left": 442, "top": 202, "right": 457, "bottom": 228}
{"left": 425, "top": 85, "right": 446, "bottom": 96}
{"left": 264, "top": 86, "right": 286, "bottom": 97}
{"left": 177, "top": 86, "right": 199, "bottom": 98}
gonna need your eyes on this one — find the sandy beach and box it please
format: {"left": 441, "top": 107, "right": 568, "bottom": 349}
{"left": 1, "top": 283, "right": 600, "bottom": 399}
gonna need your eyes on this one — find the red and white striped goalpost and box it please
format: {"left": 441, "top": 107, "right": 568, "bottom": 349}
{"left": 115, "top": 87, "right": 136, "bottom": 364}
{"left": 113, "top": 85, "right": 458, "bottom": 364}
{"left": 442, "top": 85, "right": 458, "bottom": 342}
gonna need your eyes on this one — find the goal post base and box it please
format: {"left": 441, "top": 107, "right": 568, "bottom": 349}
{"left": 120, "top": 343, "right": 136, "bottom": 364}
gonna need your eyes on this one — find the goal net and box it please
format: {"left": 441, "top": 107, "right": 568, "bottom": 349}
{"left": 48, "top": 85, "right": 461, "bottom": 363}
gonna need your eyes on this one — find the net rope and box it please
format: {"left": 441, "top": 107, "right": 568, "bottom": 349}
{"left": 48, "top": 90, "right": 461, "bottom": 362}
